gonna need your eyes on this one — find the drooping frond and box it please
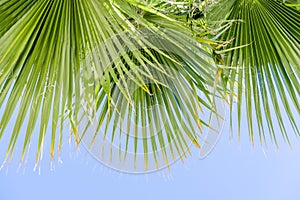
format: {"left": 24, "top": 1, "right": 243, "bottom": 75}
{"left": 0, "top": 0, "right": 220, "bottom": 170}
{"left": 208, "top": 0, "right": 300, "bottom": 144}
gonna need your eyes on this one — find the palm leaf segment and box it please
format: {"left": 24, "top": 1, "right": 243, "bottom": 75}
{"left": 0, "top": 0, "right": 221, "bottom": 171}
{"left": 208, "top": 0, "right": 300, "bottom": 144}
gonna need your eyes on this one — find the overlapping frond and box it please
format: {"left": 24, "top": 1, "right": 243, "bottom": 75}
{"left": 1, "top": 0, "right": 299, "bottom": 172}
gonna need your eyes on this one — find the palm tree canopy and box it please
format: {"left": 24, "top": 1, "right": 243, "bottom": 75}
{"left": 0, "top": 0, "right": 299, "bottom": 172}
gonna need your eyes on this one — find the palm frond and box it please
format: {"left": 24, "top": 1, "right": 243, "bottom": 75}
{"left": 0, "top": 0, "right": 220, "bottom": 170}
{"left": 208, "top": 0, "right": 300, "bottom": 144}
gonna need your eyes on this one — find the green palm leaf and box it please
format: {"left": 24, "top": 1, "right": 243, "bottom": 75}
{"left": 0, "top": 0, "right": 220, "bottom": 170}
{"left": 208, "top": 0, "right": 300, "bottom": 144}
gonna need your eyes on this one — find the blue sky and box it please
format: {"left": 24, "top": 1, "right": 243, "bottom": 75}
{"left": 1, "top": 111, "right": 300, "bottom": 200}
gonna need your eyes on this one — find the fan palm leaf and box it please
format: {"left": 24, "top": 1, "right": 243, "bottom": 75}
{"left": 0, "top": 0, "right": 220, "bottom": 170}
{"left": 207, "top": 0, "right": 300, "bottom": 144}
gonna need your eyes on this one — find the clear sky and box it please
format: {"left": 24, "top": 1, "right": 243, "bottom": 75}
{"left": 0, "top": 104, "right": 300, "bottom": 200}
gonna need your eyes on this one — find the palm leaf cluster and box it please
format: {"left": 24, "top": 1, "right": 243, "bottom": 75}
{"left": 0, "top": 0, "right": 299, "bottom": 172}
